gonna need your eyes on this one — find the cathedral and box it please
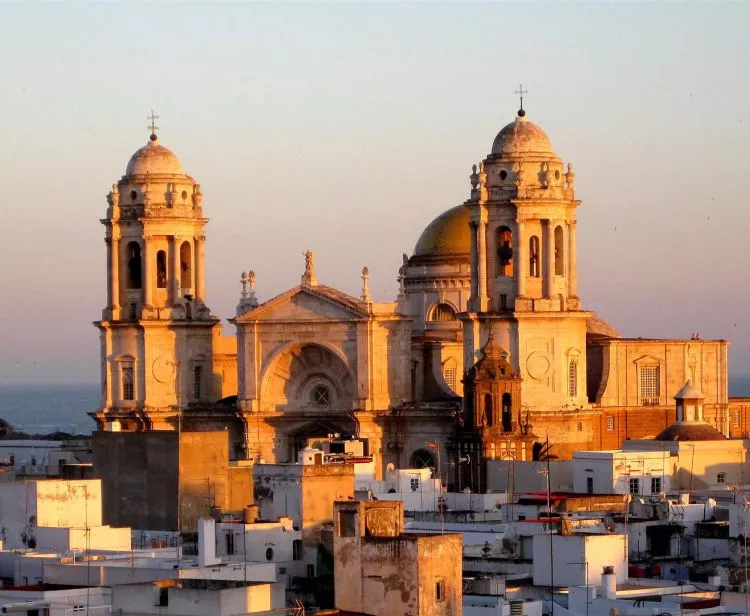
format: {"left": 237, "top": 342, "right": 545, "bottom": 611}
{"left": 92, "top": 104, "right": 741, "bottom": 492}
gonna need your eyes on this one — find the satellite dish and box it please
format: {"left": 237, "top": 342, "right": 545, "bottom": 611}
{"left": 386, "top": 463, "right": 396, "bottom": 472}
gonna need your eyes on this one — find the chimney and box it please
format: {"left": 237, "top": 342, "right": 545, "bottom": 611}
{"left": 601, "top": 565, "right": 617, "bottom": 599}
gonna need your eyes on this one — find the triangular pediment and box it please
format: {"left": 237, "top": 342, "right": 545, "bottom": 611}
{"left": 236, "top": 285, "right": 368, "bottom": 322}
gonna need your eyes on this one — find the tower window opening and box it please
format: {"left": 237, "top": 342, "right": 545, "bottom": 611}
{"left": 121, "top": 365, "right": 134, "bottom": 401}
{"left": 484, "top": 393, "right": 493, "bottom": 427}
{"left": 529, "top": 235, "right": 540, "bottom": 278}
{"left": 193, "top": 365, "right": 202, "bottom": 400}
{"left": 443, "top": 367, "right": 456, "bottom": 391}
{"left": 125, "top": 242, "right": 142, "bottom": 289}
{"left": 554, "top": 225, "right": 565, "bottom": 276}
{"left": 156, "top": 250, "right": 167, "bottom": 289}
{"left": 430, "top": 303, "right": 457, "bottom": 321}
{"left": 501, "top": 393, "right": 512, "bottom": 433}
{"left": 180, "top": 241, "right": 192, "bottom": 290}
{"left": 568, "top": 358, "right": 578, "bottom": 397}
{"left": 497, "top": 226, "right": 513, "bottom": 276}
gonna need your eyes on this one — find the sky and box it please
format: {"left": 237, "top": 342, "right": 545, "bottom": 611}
{"left": 0, "top": 2, "right": 749, "bottom": 387}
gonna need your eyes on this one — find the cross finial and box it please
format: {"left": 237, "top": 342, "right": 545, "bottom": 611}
{"left": 147, "top": 109, "right": 160, "bottom": 140}
{"left": 515, "top": 84, "right": 528, "bottom": 116}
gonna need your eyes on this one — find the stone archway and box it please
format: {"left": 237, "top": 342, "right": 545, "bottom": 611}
{"left": 261, "top": 343, "right": 356, "bottom": 414}
{"left": 410, "top": 448, "right": 436, "bottom": 469}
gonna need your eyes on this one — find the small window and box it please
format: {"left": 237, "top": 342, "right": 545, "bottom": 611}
{"left": 265, "top": 547, "right": 274, "bottom": 561}
{"left": 568, "top": 358, "right": 578, "bottom": 397}
{"left": 733, "top": 411, "right": 740, "bottom": 428}
{"left": 430, "top": 303, "right": 457, "bottom": 321}
{"left": 180, "top": 241, "right": 192, "bottom": 290}
{"left": 158, "top": 587, "right": 168, "bottom": 607}
{"left": 410, "top": 477, "right": 420, "bottom": 492}
{"left": 717, "top": 472, "right": 726, "bottom": 484}
{"left": 311, "top": 385, "right": 330, "bottom": 408}
{"left": 122, "top": 365, "right": 134, "bottom": 401}
{"left": 651, "top": 477, "right": 662, "bottom": 494}
{"left": 629, "top": 478, "right": 640, "bottom": 495}
{"left": 156, "top": 250, "right": 167, "bottom": 288}
{"left": 338, "top": 510, "right": 357, "bottom": 537}
{"left": 576, "top": 421, "right": 583, "bottom": 432}
{"left": 436, "top": 579, "right": 446, "bottom": 602}
{"left": 606, "top": 416, "right": 615, "bottom": 432}
{"left": 31, "top": 457, "right": 37, "bottom": 467}
{"left": 554, "top": 225, "right": 564, "bottom": 276}
{"left": 586, "top": 476, "right": 594, "bottom": 494}
{"left": 293, "top": 539, "right": 303, "bottom": 560}
{"left": 484, "top": 393, "right": 493, "bottom": 427}
{"left": 497, "top": 226, "right": 513, "bottom": 276}
{"left": 129, "top": 303, "right": 137, "bottom": 320}
{"left": 226, "top": 531, "right": 235, "bottom": 555}
{"left": 307, "top": 564, "right": 315, "bottom": 578}
{"left": 193, "top": 365, "right": 202, "bottom": 400}
{"left": 529, "top": 235, "right": 540, "bottom": 278}
{"left": 499, "top": 294, "right": 508, "bottom": 311}
{"left": 444, "top": 367, "right": 456, "bottom": 391}
{"left": 125, "top": 242, "right": 142, "bottom": 289}
{"left": 639, "top": 366, "right": 660, "bottom": 406}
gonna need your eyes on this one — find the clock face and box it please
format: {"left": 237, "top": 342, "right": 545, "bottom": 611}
{"left": 152, "top": 356, "right": 174, "bottom": 383}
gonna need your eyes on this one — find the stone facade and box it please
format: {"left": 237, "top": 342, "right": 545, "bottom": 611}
{"left": 92, "top": 111, "right": 740, "bottom": 491}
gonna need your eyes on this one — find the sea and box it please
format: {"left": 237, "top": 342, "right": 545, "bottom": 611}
{"left": 1, "top": 376, "right": 750, "bottom": 437}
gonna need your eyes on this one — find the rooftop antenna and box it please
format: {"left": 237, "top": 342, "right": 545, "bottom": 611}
{"left": 147, "top": 109, "right": 160, "bottom": 141}
{"left": 515, "top": 84, "right": 528, "bottom": 117}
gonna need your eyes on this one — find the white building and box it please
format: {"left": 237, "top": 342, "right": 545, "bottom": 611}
{"left": 572, "top": 450, "right": 672, "bottom": 496}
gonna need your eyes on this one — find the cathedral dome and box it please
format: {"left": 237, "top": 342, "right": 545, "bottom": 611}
{"left": 125, "top": 135, "right": 183, "bottom": 176}
{"left": 491, "top": 113, "right": 554, "bottom": 156}
{"left": 413, "top": 205, "right": 470, "bottom": 258}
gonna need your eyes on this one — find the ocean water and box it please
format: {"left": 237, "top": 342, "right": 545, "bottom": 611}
{"left": 1, "top": 376, "right": 750, "bottom": 437}
{"left": 0, "top": 383, "right": 99, "bottom": 435}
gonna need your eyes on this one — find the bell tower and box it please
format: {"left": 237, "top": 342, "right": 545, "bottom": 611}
{"left": 94, "top": 124, "right": 219, "bottom": 432}
{"left": 462, "top": 101, "right": 589, "bottom": 413}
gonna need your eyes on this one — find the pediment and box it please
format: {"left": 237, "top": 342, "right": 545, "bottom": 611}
{"left": 236, "top": 285, "right": 368, "bottom": 322}
{"left": 633, "top": 354, "right": 662, "bottom": 365}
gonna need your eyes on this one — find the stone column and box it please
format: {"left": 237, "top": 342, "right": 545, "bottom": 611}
{"left": 170, "top": 236, "right": 181, "bottom": 302}
{"left": 477, "top": 220, "right": 488, "bottom": 309}
{"left": 516, "top": 219, "right": 526, "bottom": 297}
{"left": 143, "top": 237, "right": 153, "bottom": 307}
{"left": 568, "top": 220, "right": 578, "bottom": 297}
{"left": 469, "top": 221, "right": 478, "bottom": 304}
{"left": 545, "top": 220, "right": 555, "bottom": 297}
{"left": 195, "top": 235, "right": 205, "bottom": 300}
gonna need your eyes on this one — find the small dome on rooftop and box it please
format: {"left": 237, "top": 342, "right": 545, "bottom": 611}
{"left": 491, "top": 114, "right": 555, "bottom": 157}
{"left": 413, "top": 205, "right": 470, "bottom": 259}
{"left": 125, "top": 135, "right": 183, "bottom": 176}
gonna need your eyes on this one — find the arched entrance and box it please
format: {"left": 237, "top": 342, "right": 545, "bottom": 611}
{"left": 410, "top": 448, "right": 436, "bottom": 469}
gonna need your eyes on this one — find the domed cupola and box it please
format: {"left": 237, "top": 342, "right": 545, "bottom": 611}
{"left": 490, "top": 111, "right": 556, "bottom": 158}
{"left": 125, "top": 134, "right": 184, "bottom": 177}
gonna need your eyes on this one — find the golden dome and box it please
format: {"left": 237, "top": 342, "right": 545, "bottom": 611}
{"left": 491, "top": 113, "right": 554, "bottom": 156}
{"left": 413, "top": 205, "right": 470, "bottom": 258}
{"left": 126, "top": 135, "right": 183, "bottom": 176}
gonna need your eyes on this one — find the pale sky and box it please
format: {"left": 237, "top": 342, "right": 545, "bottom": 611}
{"left": 1, "top": 2, "right": 749, "bottom": 387}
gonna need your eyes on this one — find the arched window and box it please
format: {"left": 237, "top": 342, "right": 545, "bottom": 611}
{"left": 529, "top": 236, "right": 540, "bottom": 278}
{"left": 156, "top": 250, "right": 167, "bottom": 289}
{"left": 497, "top": 226, "right": 513, "bottom": 276}
{"left": 180, "top": 241, "right": 192, "bottom": 290}
{"left": 484, "top": 393, "right": 493, "bottom": 427}
{"left": 568, "top": 358, "right": 578, "bottom": 397}
{"left": 554, "top": 225, "right": 564, "bottom": 276}
{"left": 430, "top": 303, "right": 457, "bottom": 321}
{"left": 501, "top": 393, "right": 512, "bottom": 432}
{"left": 125, "top": 242, "right": 142, "bottom": 289}
{"left": 411, "top": 449, "right": 436, "bottom": 469}
{"left": 121, "top": 364, "right": 134, "bottom": 401}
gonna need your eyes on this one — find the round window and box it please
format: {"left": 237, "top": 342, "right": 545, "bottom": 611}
{"left": 130, "top": 190, "right": 137, "bottom": 201}
{"left": 265, "top": 547, "right": 274, "bottom": 561}
{"left": 554, "top": 169, "right": 561, "bottom": 180}
{"left": 181, "top": 190, "right": 188, "bottom": 200}
{"left": 499, "top": 169, "right": 507, "bottom": 181}
{"left": 311, "top": 385, "right": 330, "bottom": 408}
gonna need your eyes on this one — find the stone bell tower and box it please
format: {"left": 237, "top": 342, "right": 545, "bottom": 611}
{"left": 462, "top": 100, "right": 590, "bottom": 414}
{"left": 93, "top": 123, "right": 220, "bottom": 432}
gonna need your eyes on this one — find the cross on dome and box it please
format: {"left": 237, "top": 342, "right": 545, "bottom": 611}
{"left": 147, "top": 109, "right": 160, "bottom": 141}
{"left": 514, "top": 84, "right": 528, "bottom": 117}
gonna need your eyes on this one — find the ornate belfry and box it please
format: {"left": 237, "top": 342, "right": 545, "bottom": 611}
{"left": 454, "top": 335, "right": 536, "bottom": 492}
